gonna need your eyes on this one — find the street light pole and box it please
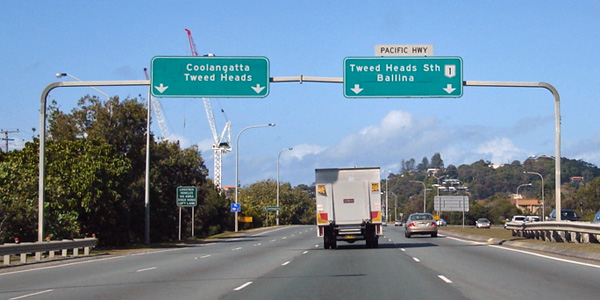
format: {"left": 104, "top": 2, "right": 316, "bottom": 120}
{"left": 55, "top": 73, "right": 110, "bottom": 99}
{"left": 525, "top": 171, "right": 545, "bottom": 220}
{"left": 276, "top": 147, "right": 293, "bottom": 226}
{"left": 516, "top": 183, "right": 532, "bottom": 212}
{"left": 235, "top": 123, "right": 276, "bottom": 232}
{"left": 410, "top": 180, "right": 426, "bottom": 213}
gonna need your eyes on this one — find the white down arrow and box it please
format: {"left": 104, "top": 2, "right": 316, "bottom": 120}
{"left": 351, "top": 84, "right": 363, "bottom": 94}
{"left": 154, "top": 83, "right": 169, "bottom": 93}
{"left": 443, "top": 84, "right": 456, "bottom": 94}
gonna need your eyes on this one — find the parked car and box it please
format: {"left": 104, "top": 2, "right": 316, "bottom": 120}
{"left": 436, "top": 218, "right": 447, "bottom": 226}
{"left": 405, "top": 213, "right": 438, "bottom": 238}
{"left": 526, "top": 216, "right": 541, "bottom": 222}
{"left": 548, "top": 209, "right": 580, "bottom": 221}
{"left": 475, "top": 218, "right": 491, "bottom": 229}
{"left": 504, "top": 215, "right": 527, "bottom": 229}
{"left": 592, "top": 211, "right": 600, "bottom": 224}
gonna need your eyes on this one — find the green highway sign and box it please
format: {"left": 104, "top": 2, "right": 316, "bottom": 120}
{"left": 151, "top": 56, "right": 269, "bottom": 98}
{"left": 344, "top": 57, "right": 463, "bottom": 98}
{"left": 264, "top": 206, "right": 280, "bottom": 211}
{"left": 177, "top": 186, "right": 197, "bottom": 207}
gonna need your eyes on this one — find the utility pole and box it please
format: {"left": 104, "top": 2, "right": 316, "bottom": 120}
{"left": 1, "top": 129, "right": 19, "bottom": 152}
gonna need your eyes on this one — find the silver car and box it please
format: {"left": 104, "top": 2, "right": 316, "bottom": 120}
{"left": 405, "top": 213, "right": 438, "bottom": 238}
{"left": 475, "top": 217, "right": 491, "bottom": 229}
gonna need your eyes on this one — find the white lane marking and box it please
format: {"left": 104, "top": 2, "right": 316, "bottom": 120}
{"left": 136, "top": 267, "right": 157, "bottom": 272}
{"left": 254, "top": 243, "right": 262, "bottom": 246}
{"left": 400, "top": 248, "right": 406, "bottom": 251}
{"left": 9, "top": 289, "right": 54, "bottom": 300}
{"left": 302, "top": 251, "right": 308, "bottom": 255}
{"left": 315, "top": 244, "right": 319, "bottom": 248}
{"left": 489, "top": 244, "right": 600, "bottom": 269}
{"left": 282, "top": 261, "right": 291, "bottom": 266}
{"left": 270, "top": 239, "right": 277, "bottom": 242}
{"left": 250, "top": 226, "right": 288, "bottom": 237}
{"left": 232, "top": 247, "right": 242, "bottom": 251}
{"left": 234, "top": 281, "right": 253, "bottom": 291}
{"left": 130, "top": 248, "right": 183, "bottom": 256}
{"left": 282, "top": 236, "right": 287, "bottom": 239}
{"left": 195, "top": 255, "right": 211, "bottom": 259}
{"left": 445, "top": 235, "right": 600, "bottom": 269}
{"left": 412, "top": 257, "right": 421, "bottom": 262}
{"left": 438, "top": 275, "right": 453, "bottom": 283}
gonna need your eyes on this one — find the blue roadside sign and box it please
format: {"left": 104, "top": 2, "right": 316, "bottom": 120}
{"left": 231, "top": 203, "right": 241, "bottom": 213}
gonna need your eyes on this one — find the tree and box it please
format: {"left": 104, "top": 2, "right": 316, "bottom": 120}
{"left": 416, "top": 157, "right": 429, "bottom": 173}
{"left": 238, "top": 180, "right": 314, "bottom": 229}
{"left": 0, "top": 141, "right": 39, "bottom": 242}
{"left": 430, "top": 153, "right": 444, "bottom": 169}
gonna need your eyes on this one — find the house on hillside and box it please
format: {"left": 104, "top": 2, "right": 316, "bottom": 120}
{"left": 509, "top": 198, "right": 541, "bottom": 214}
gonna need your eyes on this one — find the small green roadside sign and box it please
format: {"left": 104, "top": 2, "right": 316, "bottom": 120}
{"left": 177, "top": 186, "right": 197, "bottom": 207}
{"left": 344, "top": 57, "right": 463, "bottom": 98}
{"left": 151, "top": 56, "right": 270, "bottom": 98}
{"left": 264, "top": 206, "right": 281, "bottom": 211}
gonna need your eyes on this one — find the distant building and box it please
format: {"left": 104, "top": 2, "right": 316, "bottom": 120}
{"left": 509, "top": 198, "right": 541, "bottom": 214}
{"left": 570, "top": 176, "right": 584, "bottom": 182}
{"left": 222, "top": 185, "right": 236, "bottom": 199}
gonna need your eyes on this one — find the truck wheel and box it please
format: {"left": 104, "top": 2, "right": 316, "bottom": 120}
{"left": 330, "top": 239, "right": 337, "bottom": 249}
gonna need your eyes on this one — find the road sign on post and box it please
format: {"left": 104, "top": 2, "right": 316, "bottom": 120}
{"left": 231, "top": 203, "right": 241, "bottom": 213}
{"left": 177, "top": 186, "right": 197, "bottom": 207}
{"left": 343, "top": 57, "right": 463, "bottom": 98}
{"left": 151, "top": 56, "right": 269, "bottom": 98}
{"left": 264, "top": 206, "right": 281, "bottom": 211}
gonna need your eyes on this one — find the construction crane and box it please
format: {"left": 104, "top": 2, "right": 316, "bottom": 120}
{"left": 186, "top": 28, "right": 231, "bottom": 190}
{"left": 144, "top": 68, "right": 171, "bottom": 140}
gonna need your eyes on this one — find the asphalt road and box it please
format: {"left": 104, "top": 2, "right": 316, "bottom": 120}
{"left": 1, "top": 225, "right": 599, "bottom": 300}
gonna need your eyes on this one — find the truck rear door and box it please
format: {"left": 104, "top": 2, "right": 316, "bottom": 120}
{"left": 331, "top": 181, "right": 370, "bottom": 225}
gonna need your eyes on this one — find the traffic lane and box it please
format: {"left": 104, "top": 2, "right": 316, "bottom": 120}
{"left": 221, "top": 233, "right": 467, "bottom": 300}
{"left": 0, "top": 226, "right": 316, "bottom": 300}
{"left": 81, "top": 226, "right": 318, "bottom": 300}
{"left": 385, "top": 226, "right": 600, "bottom": 300}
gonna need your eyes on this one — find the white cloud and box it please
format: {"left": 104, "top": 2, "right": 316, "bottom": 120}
{"left": 288, "top": 143, "right": 325, "bottom": 160}
{"left": 475, "top": 137, "right": 527, "bottom": 164}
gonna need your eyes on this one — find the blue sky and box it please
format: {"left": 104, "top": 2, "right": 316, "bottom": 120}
{"left": 1, "top": 1, "right": 599, "bottom": 187}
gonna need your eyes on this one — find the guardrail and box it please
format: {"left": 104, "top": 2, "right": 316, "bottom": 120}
{"left": 506, "top": 221, "right": 600, "bottom": 244}
{"left": 0, "top": 238, "right": 97, "bottom": 266}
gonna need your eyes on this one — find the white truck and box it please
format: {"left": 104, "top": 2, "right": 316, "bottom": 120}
{"left": 315, "top": 167, "right": 383, "bottom": 249}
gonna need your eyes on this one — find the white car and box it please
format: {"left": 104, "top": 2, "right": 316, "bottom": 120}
{"left": 504, "top": 215, "right": 527, "bottom": 229}
{"left": 436, "top": 218, "right": 447, "bottom": 226}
